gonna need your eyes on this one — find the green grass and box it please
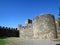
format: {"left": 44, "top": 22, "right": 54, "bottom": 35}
{"left": 0, "top": 39, "right": 6, "bottom": 45}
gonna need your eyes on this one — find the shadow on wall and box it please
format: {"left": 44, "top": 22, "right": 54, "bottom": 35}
{"left": 0, "top": 26, "right": 19, "bottom": 39}
{"left": 56, "top": 44, "right": 60, "bottom": 45}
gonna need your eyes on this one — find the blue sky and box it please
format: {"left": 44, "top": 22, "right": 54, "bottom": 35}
{"left": 0, "top": 0, "right": 60, "bottom": 28}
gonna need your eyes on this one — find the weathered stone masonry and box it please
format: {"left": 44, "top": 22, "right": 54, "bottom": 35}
{"left": 33, "top": 14, "right": 57, "bottom": 39}
{"left": 18, "top": 14, "right": 60, "bottom": 40}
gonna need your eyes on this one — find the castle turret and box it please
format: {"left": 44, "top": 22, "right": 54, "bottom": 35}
{"left": 25, "top": 19, "right": 32, "bottom": 27}
{"left": 33, "top": 14, "right": 57, "bottom": 40}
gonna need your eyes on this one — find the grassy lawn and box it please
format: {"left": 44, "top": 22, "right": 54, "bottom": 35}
{"left": 0, "top": 39, "right": 6, "bottom": 45}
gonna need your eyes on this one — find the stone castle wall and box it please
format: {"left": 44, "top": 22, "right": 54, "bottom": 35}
{"left": 18, "top": 14, "right": 59, "bottom": 40}
{"left": 18, "top": 19, "right": 33, "bottom": 39}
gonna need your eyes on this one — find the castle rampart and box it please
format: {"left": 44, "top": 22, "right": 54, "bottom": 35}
{"left": 18, "top": 14, "right": 58, "bottom": 40}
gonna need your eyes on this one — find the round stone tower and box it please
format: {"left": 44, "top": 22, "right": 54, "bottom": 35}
{"left": 33, "top": 14, "right": 57, "bottom": 40}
